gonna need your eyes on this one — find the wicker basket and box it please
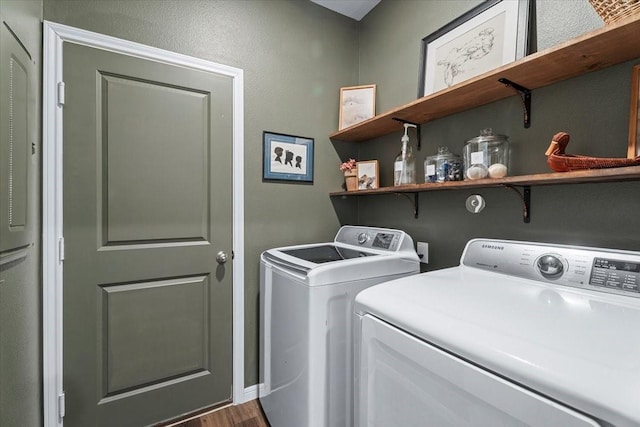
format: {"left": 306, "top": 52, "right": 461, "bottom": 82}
{"left": 589, "top": 0, "right": 640, "bottom": 24}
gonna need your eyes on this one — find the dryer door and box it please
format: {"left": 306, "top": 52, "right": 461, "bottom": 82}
{"left": 356, "top": 314, "right": 601, "bottom": 427}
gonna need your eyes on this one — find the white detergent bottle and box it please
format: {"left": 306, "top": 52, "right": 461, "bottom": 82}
{"left": 394, "top": 123, "right": 416, "bottom": 185}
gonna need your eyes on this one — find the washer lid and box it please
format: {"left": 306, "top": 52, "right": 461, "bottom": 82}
{"left": 354, "top": 267, "right": 640, "bottom": 427}
{"left": 279, "top": 244, "right": 377, "bottom": 263}
{"left": 262, "top": 244, "right": 419, "bottom": 286}
{"left": 261, "top": 226, "right": 420, "bottom": 286}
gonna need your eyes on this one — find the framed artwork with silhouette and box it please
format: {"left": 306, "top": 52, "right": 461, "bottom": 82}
{"left": 263, "top": 131, "right": 314, "bottom": 183}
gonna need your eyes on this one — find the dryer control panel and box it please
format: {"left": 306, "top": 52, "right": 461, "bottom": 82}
{"left": 462, "top": 239, "right": 640, "bottom": 298}
{"left": 590, "top": 258, "right": 640, "bottom": 293}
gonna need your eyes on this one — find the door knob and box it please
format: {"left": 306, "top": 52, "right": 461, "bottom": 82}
{"left": 216, "top": 251, "right": 229, "bottom": 264}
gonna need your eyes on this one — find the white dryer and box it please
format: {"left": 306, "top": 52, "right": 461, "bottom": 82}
{"left": 259, "top": 226, "right": 419, "bottom": 427}
{"left": 355, "top": 239, "right": 640, "bottom": 427}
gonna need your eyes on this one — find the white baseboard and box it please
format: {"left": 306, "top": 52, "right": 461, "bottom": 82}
{"left": 239, "top": 384, "right": 259, "bottom": 403}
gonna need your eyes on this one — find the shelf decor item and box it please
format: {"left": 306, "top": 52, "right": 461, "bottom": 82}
{"left": 463, "top": 128, "right": 510, "bottom": 180}
{"left": 425, "top": 147, "right": 463, "bottom": 183}
{"left": 629, "top": 64, "right": 640, "bottom": 158}
{"left": 418, "top": 0, "right": 530, "bottom": 97}
{"left": 340, "top": 158, "right": 358, "bottom": 191}
{"left": 356, "top": 160, "right": 379, "bottom": 190}
{"left": 545, "top": 131, "right": 640, "bottom": 172}
{"left": 339, "top": 84, "right": 376, "bottom": 130}
{"left": 588, "top": 0, "right": 640, "bottom": 24}
{"left": 263, "top": 131, "right": 314, "bottom": 183}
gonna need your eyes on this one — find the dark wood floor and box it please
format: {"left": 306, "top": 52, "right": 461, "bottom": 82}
{"left": 169, "top": 400, "right": 270, "bottom": 427}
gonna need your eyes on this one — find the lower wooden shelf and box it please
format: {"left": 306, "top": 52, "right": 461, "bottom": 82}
{"left": 329, "top": 165, "right": 640, "bottom": 197}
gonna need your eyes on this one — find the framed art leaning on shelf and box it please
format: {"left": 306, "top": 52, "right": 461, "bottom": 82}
{"left": 418, "top": 0, "right": 530, "bottom": 97}
{"left": 339, "top": 84, "right": 376, "bottom": 130}
{"left": 356, "top": 160, "right": 379, "bottom": 190}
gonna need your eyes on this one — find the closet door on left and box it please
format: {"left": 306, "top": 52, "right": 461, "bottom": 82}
{"left": 0, "top": 17, "right": 35, "bottom": 263}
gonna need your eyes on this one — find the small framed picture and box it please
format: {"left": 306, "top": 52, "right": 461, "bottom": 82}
{"left": 339, "top": 84, "right": 376, "bottom": 130}
{"left": 418, "top": 0, "right": 530, "bottom": 97}
{"left": 628, "top": 64, "right": 640, "bottom": 158}
{"left": 356, "top": 160, "right": 379, "bottom": 190}
{"left": 263, "top": 131, "right": 314, "bottom": 183}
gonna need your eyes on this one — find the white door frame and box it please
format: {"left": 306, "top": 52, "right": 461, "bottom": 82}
{"left": 42, "top": 21, "right": 246, "bottom": 427}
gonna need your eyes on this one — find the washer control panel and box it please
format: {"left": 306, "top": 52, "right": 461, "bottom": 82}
{"left": 462, "top": 239, "right": 640, "bottom": 298}
{"left": 335, "top": 226, "right": 412, "bottom": 253}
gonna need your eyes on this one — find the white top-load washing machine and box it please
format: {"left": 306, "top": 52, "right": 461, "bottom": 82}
{"left": 259, "top": 226, "right": 419, "bottom": 427}
{"left": 354, "top": 238, "right": 640, "bottom": 427}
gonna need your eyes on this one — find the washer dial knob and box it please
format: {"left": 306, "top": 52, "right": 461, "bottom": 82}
{"left": 536, "top": 254, "right": 565, "bottom": 280}
{"left": 357, "top": 232, "right": 369, "bottom": 245}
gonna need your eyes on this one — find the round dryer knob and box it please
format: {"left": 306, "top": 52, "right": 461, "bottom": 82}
{"left": 536, "top": 254, "right": 565, "bottom": 280}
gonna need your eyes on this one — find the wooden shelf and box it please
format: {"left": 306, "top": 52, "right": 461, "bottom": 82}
{"left": 330, "top": 166, "right": 640, "bottom": 197}
{"left": 330, "top": 15, "right": 640, "bottom": 142}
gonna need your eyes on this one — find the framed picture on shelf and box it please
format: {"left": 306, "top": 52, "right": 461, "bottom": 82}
{"left": 263, "top": 131, "right": 314, "bottom": 183}
{"left": 418, "top": 0, "right": 530, "bottom": 97}
{"left": 356, "top": 160, "right": 379, "bottom": 190}
{"left": 629, "top": 64, "right": 640, "bottom": 158}
{"left": 339, "top": 84, "right": 376, "bottom": 130}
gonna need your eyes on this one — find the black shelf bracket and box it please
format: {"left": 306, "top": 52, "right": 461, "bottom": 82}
{"left": 503, "top": 184, "right": 531, "bottom": 223}
{"left": 498, "top": 78, "right": 532, "bottom": 128}
{"left": 395, "top": 192, "right": 419, "bottom": 218}
{"left": 392, "top": 118, "right": 422, "bottom": 150}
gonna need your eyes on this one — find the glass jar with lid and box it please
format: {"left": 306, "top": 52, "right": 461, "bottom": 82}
{"left": 424, "top": 146, "right": 463, "bottom": 183}
{"left": 463, "top": 128, "right": 510, "bottom": 180}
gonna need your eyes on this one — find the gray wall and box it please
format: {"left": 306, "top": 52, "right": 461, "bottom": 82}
{"left": 4, "top": 2, "right": 639, "bottom": 424}
{"left": 349, "top": 0, "right": 640, "bottom": 272}
{"left": 43, "top": 0, "right": 360, "bottom": 388}
{"left": 0, "top": 1, "right": 43, "bottom": 426}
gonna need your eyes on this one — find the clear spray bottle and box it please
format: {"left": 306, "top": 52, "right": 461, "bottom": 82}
{"left": 394, "top": 123, "right": 416, "bottom": 186}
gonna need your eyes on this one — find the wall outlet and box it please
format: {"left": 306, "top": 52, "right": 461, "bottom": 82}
{"left": 417, "top": 242, "right": 429, "bottom": 264}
